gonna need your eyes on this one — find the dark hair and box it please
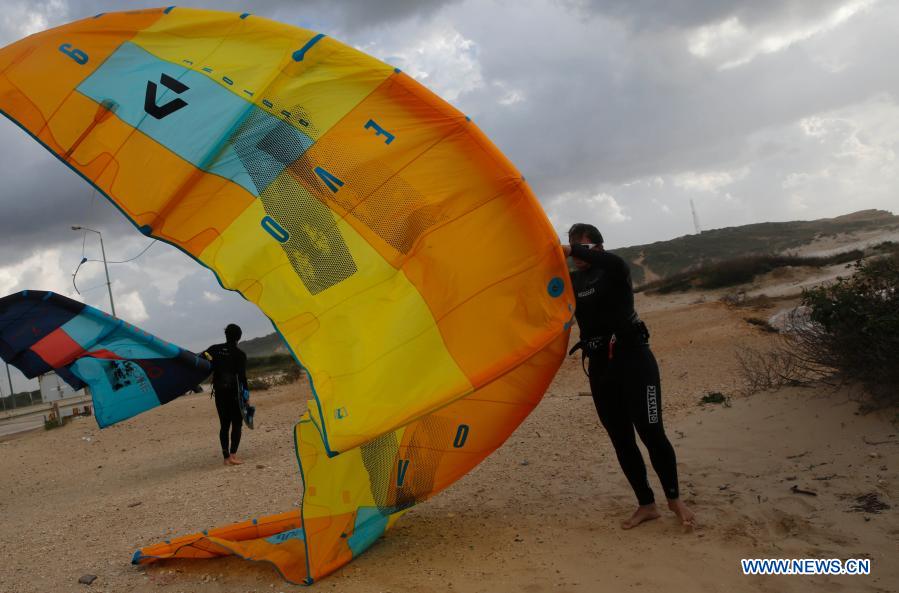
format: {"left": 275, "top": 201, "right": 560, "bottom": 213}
{"left": 567, "top": 223, "right": 604, "bottom": 245}
{"left": 225, "top": 323, "right": 242, "bottom": 343}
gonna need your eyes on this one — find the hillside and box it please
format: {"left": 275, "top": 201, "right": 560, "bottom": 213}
{"left": 615, "top": 209, "right": 899, "bottom": 285}
{"left": 239, "top": 331, "right": 290, "bottom": 358}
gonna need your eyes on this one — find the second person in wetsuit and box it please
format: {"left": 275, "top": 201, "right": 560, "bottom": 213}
{"left": 204, "top": 323, "right": 248, "bottom": 466}
{"left": 563, "top": 223, "right": 694, "bottom": 529}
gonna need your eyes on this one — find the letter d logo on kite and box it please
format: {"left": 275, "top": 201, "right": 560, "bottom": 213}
{"left": 144, "top": 73, "right": 189, "bottom": 119}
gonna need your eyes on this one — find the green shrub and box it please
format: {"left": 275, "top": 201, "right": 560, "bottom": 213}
{"left": 44, "top": 417, "right": 63, "bottom": 430}
{"left": 246, "top": 353, "right": 298, "bottom": 371}
{"left": 801, "top": 253, "right": 899, "bottom": 405}
{"left": 699, "top": 391, "right": 728, "bottom": 405}
{"left": 273, "top": 366, "right": 304, "bottom": 385}
{"left": 246, "top": 378, "right": 270, "bottom": 392}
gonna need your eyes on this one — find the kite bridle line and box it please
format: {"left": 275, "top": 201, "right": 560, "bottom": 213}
{"left": 71, "top": 238, "right": 157, "bottom": 295}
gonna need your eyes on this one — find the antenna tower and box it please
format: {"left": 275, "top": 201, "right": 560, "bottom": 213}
{"left": 690, "top": 199, "right": 702, "bottom": 234}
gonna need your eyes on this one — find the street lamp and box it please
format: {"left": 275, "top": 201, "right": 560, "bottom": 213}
{"left": 71, "top": 226, "right": 116, "bottom": 317}
{"left": 5, "top": 362, "right": 14, "bottom": 409}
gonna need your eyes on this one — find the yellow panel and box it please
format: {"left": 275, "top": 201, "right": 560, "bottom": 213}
{"left": 266, "top": 39, "right": 394, "bottom": 140}
{"left": 131, "top": 10, "right": 300, "bottom": 98}
{"left": 292, "top": 330, "right": 568, "bottom": 581}
{"left": 199, "top": 198, "right": 472, "bottom": 452}
{"left": 131, "top": 11, "right": 392, "bottom": 142}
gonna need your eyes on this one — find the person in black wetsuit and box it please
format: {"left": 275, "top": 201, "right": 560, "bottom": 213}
{"left": 204, "top": 323, "right": 248, "bottom": 466}
{"left": 563, "top": 223, "right": 695, "bottom": 529}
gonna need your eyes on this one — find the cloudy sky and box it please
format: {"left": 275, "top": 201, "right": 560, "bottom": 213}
{"left": 1, "top": 0, "right": 897, "bottom": 392}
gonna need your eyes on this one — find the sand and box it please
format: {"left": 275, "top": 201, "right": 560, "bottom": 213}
{"left": 0, "top": 292, "right": 896, "bottom": 593}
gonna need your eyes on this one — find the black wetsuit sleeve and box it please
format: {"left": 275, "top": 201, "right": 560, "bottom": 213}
{"left": 570, "top": 243, "right": 608, "bottom": 264}
{"left": 570, "top": 244, "right": 629, "bottom": 277}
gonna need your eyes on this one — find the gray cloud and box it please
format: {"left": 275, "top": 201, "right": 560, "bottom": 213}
{"left": 570, "top": 0, "right": 851, "bottom": 30}
{"left": 451, "top": 0, "right": 898, "bottom": 185}
{"left": 0, "top": 0, "right": 461, "bottom": 44}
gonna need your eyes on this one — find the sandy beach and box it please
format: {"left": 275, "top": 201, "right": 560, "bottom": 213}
{"left": 1, "top": 291, "right": 896, "bottom": 593}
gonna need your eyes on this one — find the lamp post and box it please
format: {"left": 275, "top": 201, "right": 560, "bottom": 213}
{"left": 71, "top": 226, "right": 116, "bottom": 317}
{"left": 5, "top": 362, "right": 14, "bottom": 409}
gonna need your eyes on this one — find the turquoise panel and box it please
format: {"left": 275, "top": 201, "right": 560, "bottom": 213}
{"left": 346, "top": 507, "right": 388, "bottom": 557}
{"left": 70, "top": 357, "right": 161, "bottom": 427}
{"left": 76, "top": 42, "right": 313, "bottom": 196}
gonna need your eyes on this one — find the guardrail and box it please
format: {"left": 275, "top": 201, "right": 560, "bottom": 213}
{"left": 0, "top": 396, "right": 92, "bottom": 421}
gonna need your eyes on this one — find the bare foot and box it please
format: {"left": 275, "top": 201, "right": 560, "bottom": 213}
{"left": 621, "top": 504, "right": 661, "bottom": 529}
{"left": 227, "top": 455, "right": 243, "bottom": 465}
{"left": 667, "top": 498, "right": 696, "bottom": 530}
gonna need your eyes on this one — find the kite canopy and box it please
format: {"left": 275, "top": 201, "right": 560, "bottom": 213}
{"left": 0, "top": 6, "right": 573, "bottom": 584}
{"left": 0, "top": 290, "right": 210, "bottom": 427}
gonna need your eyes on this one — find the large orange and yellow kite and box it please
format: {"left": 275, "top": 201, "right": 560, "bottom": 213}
{"left": 0, "top": 7, "right": 573, "bottom": 584}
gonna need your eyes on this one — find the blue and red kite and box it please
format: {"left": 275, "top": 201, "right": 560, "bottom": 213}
{"left": 0, "top": 290, "right": 211, "bottom": 427}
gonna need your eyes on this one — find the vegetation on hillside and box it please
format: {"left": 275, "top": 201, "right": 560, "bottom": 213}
{"left": 637, "top": 249, "right": 874, "bottom": 294}
{"left": 240, "top": 332, "right": 290, "bottom": 358}
{"left": 616, "top": 209, "right": 898, "bottom": 285}
{"left": 245, "top": 353, "right": 304, "bottom": 391}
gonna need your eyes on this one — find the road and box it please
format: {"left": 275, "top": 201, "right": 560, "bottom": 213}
{"left": 0, "top": 397, "right": 92, "bottom": 439}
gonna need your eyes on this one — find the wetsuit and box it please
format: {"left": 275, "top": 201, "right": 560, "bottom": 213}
{"left": 570, "top": 243, "right": 679, "bottom": 505}
{"left": 205, "top": 341, "right": 247, "bottom": 459}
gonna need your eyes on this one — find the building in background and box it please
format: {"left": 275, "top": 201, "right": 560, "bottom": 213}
{"left": 39, "top": 372, "right": 86, "bottom": 403}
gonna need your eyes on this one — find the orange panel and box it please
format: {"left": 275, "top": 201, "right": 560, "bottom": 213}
{"left": 304, "top": 513, "right": 355, "bottom": 581}
{"left": 31, "top": 329, "right": 84, "bottom": 368}
{"left": 34, "top": 89, "right": 256, "bottom": 258}
{"left": 404, "top": 183, "right": 569, "bottom": 386}
{"left": 397, "top": 331, "right": 567, "bottom": 491}
{"left": 0, "top": 10, "right": 163, "bottom": 129}
{"left": 285, "top": 71, "right": 467, "bottom": 265}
